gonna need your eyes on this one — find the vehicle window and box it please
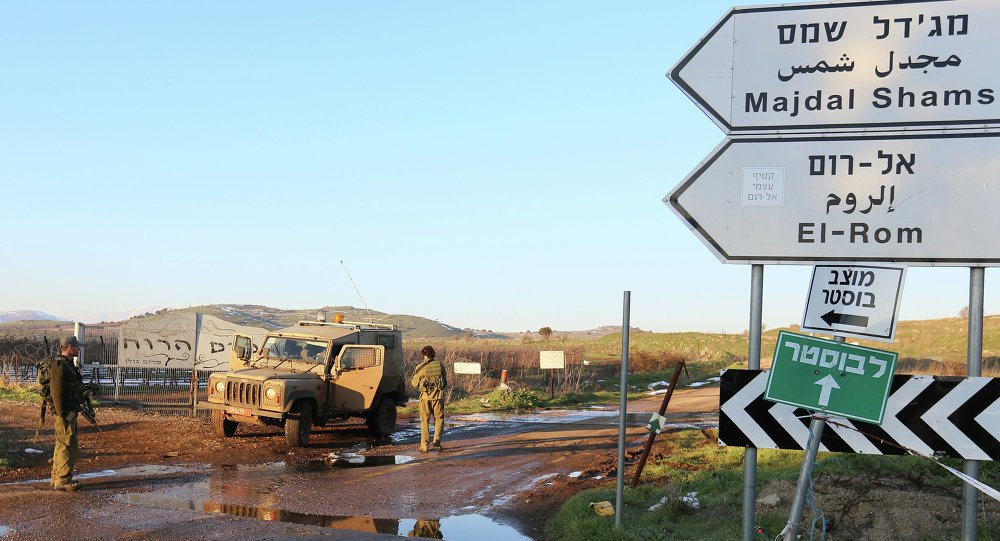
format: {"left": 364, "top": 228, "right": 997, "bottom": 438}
{"left": 260, "top": 337, "right": 328, "bottom": 363}
{"left": 340, "top": 346, "right": 382, "bottom": 370}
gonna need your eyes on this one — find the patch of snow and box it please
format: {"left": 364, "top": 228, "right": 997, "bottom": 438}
{"left": 567, "top": 471, "right": 583, "bottom": 478}
{"left": 23, "top": 448, "right": 43, "bottom": 454}
{"left": 648, "top": 495, "right": 669, "bottom": 512}
{"left": 681, "top": 492, "right": 701, "bottom": 509}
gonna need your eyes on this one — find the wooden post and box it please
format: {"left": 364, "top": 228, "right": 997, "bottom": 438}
{"left": 631, "top": 360, "right": 686, "bottom": 486}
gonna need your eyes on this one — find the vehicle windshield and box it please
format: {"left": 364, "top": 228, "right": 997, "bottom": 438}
{"left": 260, "top": 337, "right": 328, "bottom": 364}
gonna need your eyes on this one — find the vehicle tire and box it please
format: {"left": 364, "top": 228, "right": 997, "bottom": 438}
{"left": 366, "top": 397, "right": 397, "bottom": 437}
{"left": 285, "top": 401, "right": 313, "bottom": 447}
{"left": 211, "top": 409, "right": 238, "bottom": 438}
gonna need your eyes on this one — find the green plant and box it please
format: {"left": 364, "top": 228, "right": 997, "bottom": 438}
{"left": 482, "top": 388, "right": 541, "bottom": 411}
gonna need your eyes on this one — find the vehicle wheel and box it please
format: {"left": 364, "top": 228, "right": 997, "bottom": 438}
{"left": 285, "top": 401, "right": 313, "bottom": 447}
{"left": 211, "top": 410, "right": 238, "bottom": 437}
{"left": 366, "top": 397, "right": 397, "bottom": 437}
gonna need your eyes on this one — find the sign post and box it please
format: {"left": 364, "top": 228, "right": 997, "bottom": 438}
{"left": 540, "top": 351, "right": 565, "bottom": 399}
{"left": 667, "top": 1, "right": 1000, "bottom": 538}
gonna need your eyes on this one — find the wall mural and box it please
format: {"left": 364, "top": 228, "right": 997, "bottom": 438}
{"left": 117, "top": 313, "right": 267, "bottom": 371}
{"left": 195, "top": 314, "right": 268, "bottom": 371}
{"left": 119, "top": 313, "right": 197, "bottom": 368}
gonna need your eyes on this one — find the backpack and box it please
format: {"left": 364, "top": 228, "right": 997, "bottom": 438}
{"left": 36, "top": 357, "right": 55, "bottom": 412}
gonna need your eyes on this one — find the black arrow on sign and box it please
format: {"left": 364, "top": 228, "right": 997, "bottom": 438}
{"left": 820, "top": 310, "right": 869, "bottom": 328}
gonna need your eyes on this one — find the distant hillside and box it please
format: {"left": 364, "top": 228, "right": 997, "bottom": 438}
{"left": 584, "top": 316, "right": 1000, "bottom": 367}
{"left": 0, "top": 310, "right": 64, "bottom": 323}
{"left": 158, "top": 304, "right": 468, "bottom": 339}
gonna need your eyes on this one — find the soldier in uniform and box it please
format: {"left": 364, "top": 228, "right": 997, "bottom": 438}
{"left": 49, "top": 335, "right": 87, "bottom": 491}
{"left": 410, "top": 345, "right": 446, "bottom": 452}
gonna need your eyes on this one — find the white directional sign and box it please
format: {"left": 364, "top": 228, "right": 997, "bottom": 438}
{"left": 670, "top": 0, "right": 1000, "bottom": 133}
{"left": 802, "top": 264, "right": 906, "bottom": 342}
{"left": 665, "top": 132, "right": 1000, "bottom": 265}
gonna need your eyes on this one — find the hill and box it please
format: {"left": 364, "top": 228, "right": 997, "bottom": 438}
{"left": 0, "top": 310, "right": 63, "bottom": 323}
{"left": 130, "top": 304, "right": 469, "bottom": 339}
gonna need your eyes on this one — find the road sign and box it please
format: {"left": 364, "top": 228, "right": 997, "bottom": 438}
{"left": 764, "top": 332, "right": 897, "bottom": 424}
{"left": 721, "top": 369, "right": 1000, "bottom": 460}
{"left": 670, "top": 0, "right": 1000, "bottom": 133}
{"left": 540, "top": 350, "right": 565, "bottom": 369}
{"left": 665, "top": 132, "right": 1000, "bottom": 265}
{"left": 454, "top": 362, "right": 482, "bottom": 375}
{"left": 801, "top": 264, "right": 906, "bottom": 342}
{"left": 646, "top": 413, "right": 667, "bottom": 435}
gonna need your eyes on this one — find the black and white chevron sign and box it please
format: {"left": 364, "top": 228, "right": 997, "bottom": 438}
{"left": 720, "top": 369, "right": 1000, "bottom": 461}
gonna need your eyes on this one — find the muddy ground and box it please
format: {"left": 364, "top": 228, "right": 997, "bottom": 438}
{"left": 0, "top": 388, "right": 716, "bottom": 540}
{"left": 2, "top": 384, "right": 995, "bottom": 540}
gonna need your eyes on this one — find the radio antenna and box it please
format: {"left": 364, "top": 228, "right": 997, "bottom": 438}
{"left": 340, "top": 260, "right": 374, "bottom": 321}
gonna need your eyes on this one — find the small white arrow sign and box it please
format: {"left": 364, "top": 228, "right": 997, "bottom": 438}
{"left": 814, "top": 374, "right": 841, "bottom": 407}
{"left": 669, "top": 0, "right": 1000, "bottom": 133}
{"left": 666, "top": 133, "right": 1000, "bottom": 265}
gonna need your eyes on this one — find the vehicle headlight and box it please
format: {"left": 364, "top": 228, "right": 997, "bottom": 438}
{"left": 265, "top": 388, "right": 277, "bottom": 400}
{"left": 215, "top": 381, "right": 226, "bottom": 393}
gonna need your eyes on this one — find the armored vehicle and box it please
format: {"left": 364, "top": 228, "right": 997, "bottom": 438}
{"left": 203, "top": 319, "right": 406, "bottom": 446}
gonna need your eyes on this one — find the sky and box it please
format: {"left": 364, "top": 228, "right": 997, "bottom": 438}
{"left": 1, "top": 1, "right": 996, "bottom": 333}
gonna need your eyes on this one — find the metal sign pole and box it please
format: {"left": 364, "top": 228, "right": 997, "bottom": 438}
{"left": 742, "top": 265, "right": 763, "bottom": 541}
{"left": 963, "top": 267, "right": 985, "bottom": 540}
{"left": 781, "top": 335, "right": 843, "bottom": 541}
{"left": 615, "top": 291, "right": 631, "bottom": 529}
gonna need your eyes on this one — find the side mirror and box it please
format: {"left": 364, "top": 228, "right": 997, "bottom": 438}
{"left": 236, "top": 346, "right": 248, "bottom": 361}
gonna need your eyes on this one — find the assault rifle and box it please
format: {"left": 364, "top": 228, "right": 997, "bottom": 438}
{"left": 78, "top": 387, "right": 101, "bottom": 432}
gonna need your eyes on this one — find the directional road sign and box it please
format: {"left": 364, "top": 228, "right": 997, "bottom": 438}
{"left": 765, "top": 332, "right": 897, "bottom": 424}
{"left": 665, "top": 132, "right": 1000, "bottom": 265}
{"left": 722, "top": 369, "right": 1000, "bottom": 460}
{"left": 669, "top": 0, "right": 1000, "bottom": 133}
{"left": 801, "top": 264, "right": 906, "bottom": 342}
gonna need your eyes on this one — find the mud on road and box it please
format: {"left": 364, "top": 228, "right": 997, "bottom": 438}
{"left": 0, "top": 387, "right": 720, "bottom": 540}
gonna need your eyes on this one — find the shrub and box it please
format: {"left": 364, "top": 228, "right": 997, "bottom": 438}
{"left": 481, "top": 388, "right": 541, "bottom": 411}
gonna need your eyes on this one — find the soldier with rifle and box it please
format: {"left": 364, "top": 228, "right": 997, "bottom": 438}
{"left": 41, "top": 335, "right": 96, "bottom": 491}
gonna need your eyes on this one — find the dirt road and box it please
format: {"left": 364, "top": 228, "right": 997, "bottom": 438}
{"left": 0, "top": 385, "right": 719, "bottom": 540}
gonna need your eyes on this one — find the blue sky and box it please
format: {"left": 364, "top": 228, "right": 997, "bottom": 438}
{"left": 1, "top": 1, "right": 994, "bottom": 332}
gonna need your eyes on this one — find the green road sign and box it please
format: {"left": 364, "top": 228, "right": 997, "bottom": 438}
{"left": 765, "top": 331, "right": 897, "bottom": 424}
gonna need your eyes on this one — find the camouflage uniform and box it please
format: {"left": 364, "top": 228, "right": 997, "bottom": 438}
{"left": 408, "top": 518, "right": 443, "bottom": 538}
{"left": 410, "top": 357, "right": 446, "bottom": 451}
{"left": 49, "top": 352, "right": 85, "bottom": 488}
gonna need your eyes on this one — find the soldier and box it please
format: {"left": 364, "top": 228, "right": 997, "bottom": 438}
{"left": 48, "top": 335, "right": 87, "bottom": 491}
{"left": 410, "top": 345, "right": 446, "bottom": 452}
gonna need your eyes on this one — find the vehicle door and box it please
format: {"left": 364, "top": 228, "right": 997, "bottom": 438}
{"left": 229, "top": 334, "right": 255, "bottom": 371}
{"left": 331, "top": 345, "right": 386, "bottom": 412}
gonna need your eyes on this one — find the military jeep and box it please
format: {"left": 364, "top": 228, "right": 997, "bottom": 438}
{"left": 203, "top": 320, "right": 406, "bottom": 446}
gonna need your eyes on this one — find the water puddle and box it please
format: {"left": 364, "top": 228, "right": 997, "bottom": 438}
{"left": 1, "top": 464, "right": 207, "bottom": 486}
{"left": 323, "top": 453, "right": 415, "bottom": 468}
{"left": 119, "top": 493, "right": 532, "bottom": 540}
{"left": 0, "top": 525, "right": 10, "bottom": 536}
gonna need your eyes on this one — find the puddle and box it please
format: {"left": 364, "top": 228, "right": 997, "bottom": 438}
{"left": 0, "top": 526, "right": 9, "bottom": 536}
{"left": 1, "top": 464, "right": 207, "bottom": 486}
{"left": 119, "top": 493, "right": 532, "bottom": 540}
{"left": 324, "top": 453, "right": 415, "bottom": 468}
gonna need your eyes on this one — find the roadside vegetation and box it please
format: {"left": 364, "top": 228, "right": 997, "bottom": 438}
{"left": 546, "top": 429, "right": 1000, "bottom": 541}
